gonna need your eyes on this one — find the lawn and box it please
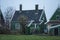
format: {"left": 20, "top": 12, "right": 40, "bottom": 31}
{"left": 0, "top": 34, "right": 60, "bottom": 40}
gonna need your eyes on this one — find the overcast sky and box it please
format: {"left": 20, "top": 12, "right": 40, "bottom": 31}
{"left": 0, "top": 0, "right": 60, "bottom": 21}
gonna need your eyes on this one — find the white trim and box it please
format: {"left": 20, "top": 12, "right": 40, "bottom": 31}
{"left": 39, "top": 16, "right": 45, "bottom": 24}
{"left": 27, "top": 20, "right": 34, "bottom": 27}
{"left": 47, "top": 24, "right": 60, "bottom": 33}
{"left": 35, "top": 24, "right": 37, "bottom": 29}
{"left": 39, "top": 20, "right": 43, "bottom": 24}
{"left": 50, "top": 25, "right": 60, "bottom": 29}
{"left": 39, "top": 10, "right": 44, "bottom": 21}
{"left": 39, "top": 10, "right": 45, "bottom": 25}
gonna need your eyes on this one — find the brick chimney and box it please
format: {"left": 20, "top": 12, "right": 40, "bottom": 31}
{"left": 20, "top": 4, "right": 22, "bottom": 11}
{"left": 35, "top": 4, "right": 38, "bottom": 11}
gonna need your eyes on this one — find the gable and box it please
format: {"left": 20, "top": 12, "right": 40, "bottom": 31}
{"left": 50, "top": 8, "right": 60, "bottom": 20}
{"left": 39, "top": 10, "right": 47, "bottom": 23}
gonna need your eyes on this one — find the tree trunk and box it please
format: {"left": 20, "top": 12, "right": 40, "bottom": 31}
{"left": 21, "top": 25, "right": 26, "bottom": 34}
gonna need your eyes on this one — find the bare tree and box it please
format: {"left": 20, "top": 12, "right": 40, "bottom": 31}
{"left": 0, "top": 7, "right": 10, "bottom": 34}
{"left": 18, "top": 15, "right": 28, "bottom": 34}
{"left": 5, "top": 7, "right": 15, "bottom": 29}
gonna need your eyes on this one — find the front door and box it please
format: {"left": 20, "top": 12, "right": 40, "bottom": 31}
{"left": 54, "top": 28, "right": 58, "bottom": 35}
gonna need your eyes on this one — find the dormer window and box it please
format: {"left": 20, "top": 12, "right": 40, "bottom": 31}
{"left": 35, "top": 13, "right": 38, "bottom": 14}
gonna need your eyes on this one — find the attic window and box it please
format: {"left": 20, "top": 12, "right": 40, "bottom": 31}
{"left": 56, "top": 15, "right": 60, "bottom": 20}
{"left": 35, "top": 13, "right": 38, "bottom": 14}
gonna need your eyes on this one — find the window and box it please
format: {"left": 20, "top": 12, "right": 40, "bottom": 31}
{"left": 15, "top": 23, "right": 20, "bottom": 30}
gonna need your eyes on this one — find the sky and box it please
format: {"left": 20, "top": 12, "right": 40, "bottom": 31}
{"left": 0, "top": 0, "right": 60, "bottom": 21}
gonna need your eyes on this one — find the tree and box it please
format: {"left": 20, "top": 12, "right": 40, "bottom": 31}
{"left": 0, "top": 6, "right": 15, "bottom": 34}
{"left": 18, "top": 15, "right": 28, "bottom": 34}
{"left": 5, "top": 7, "right": 15, "bottom": 29}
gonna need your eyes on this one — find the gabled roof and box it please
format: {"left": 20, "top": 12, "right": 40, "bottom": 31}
{"left": 50, "top": 7, "right": 60, "bottom": 20}
{"left": 47, "top": 7, "right": 60, "bottom": 24}
{"left": 12, "top": 9, "right": 46, "bottom": 23}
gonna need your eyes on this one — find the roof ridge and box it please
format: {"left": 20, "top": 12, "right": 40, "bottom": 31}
{"left": 15, "top": 9, "right": 43, "bottom": 11}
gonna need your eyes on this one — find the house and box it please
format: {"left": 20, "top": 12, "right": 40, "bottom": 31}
{"left": 0, "top": 8, "right": 5, "bottom": 33}
{"left": 47, "top": 7, "right": 60, "bottom": 36}
{"left": 0, "top": 9, "right": 4, "bottom": 27}
{"left": 11, "top": 4, "right": 47, "bottom": 34}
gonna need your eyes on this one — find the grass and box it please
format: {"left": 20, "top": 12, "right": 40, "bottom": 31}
{"left": 0, "top": 34, "right": 60, "bottom": 40}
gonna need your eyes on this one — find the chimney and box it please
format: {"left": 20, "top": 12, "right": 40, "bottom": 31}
{"left": 20, "top": 4, "right": 22, "bottom": 11}
{"left": 35, "top": 4, "right": 38, "bottom": 10}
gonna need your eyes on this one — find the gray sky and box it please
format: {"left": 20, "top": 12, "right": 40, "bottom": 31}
{"left": 0, "top": 0, "right": 60, "bottom": 21}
